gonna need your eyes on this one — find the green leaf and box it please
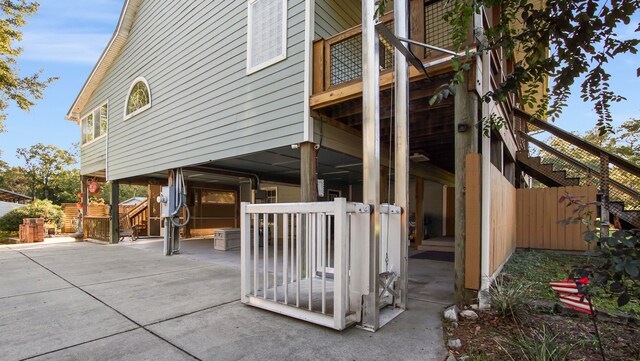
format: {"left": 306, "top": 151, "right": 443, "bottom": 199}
{"left": 617, "top": 292, "right": 631, "bottom": 307}
{"left": 625, "top": 263, "right": 640, "bottom": 278}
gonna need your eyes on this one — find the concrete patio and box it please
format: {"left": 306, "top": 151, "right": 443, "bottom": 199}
{"left": 0, "top": 238, "right": 452, "bottom": 360}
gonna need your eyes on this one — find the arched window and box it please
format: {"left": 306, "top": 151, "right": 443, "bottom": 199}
{"left": 124, "top": 77, "right": 151, "bottom": 119}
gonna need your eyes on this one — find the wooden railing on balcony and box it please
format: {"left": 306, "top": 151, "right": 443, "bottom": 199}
{"left": 312, "top": 0, "right": 464, "bottom": 105}
{"left": 84, "top": 216, "right": 110, "bottom": 242}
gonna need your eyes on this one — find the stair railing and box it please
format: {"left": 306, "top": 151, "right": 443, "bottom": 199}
{"left": 515, "top": 109, "right": 640, "bottom": 231}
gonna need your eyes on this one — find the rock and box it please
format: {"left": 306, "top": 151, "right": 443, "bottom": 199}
{"left": 459, "top": 356, "right": 469, "bottom": 361}
{"left": 460, "top": 310, "right": 479, "bottom": 320}
{"left": 446, "top": 356, "right": 457, "bottom": 361}
{"left": 448, "top": 339, "right": 462, "bottom": 349}
{"left": 470, "top": 304, "right": 479, "bottom": 310}
{"left": 450, "top": 321, "right": 458, "bottom": 329}
{"left": 444, "top": 305, "right": 459, "bottom": 321}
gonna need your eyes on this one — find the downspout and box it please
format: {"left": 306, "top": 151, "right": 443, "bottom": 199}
{"left": 303, "top": 0, "right": 316, "bottom": 142}
{"left": 479, "top": 38, "right": 492, "bottom": 308}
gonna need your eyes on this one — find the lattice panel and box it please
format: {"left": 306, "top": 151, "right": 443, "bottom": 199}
{"left": 425, "top": 0, "right": 455, "bottom": 57}
{"left": 329, "top": 21, "right": 395, "bottom": 86}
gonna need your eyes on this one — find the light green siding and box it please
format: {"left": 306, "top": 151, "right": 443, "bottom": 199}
{"left": 80, "top": 136, "right": 106, "bottom": 176}
{"left": 315, "top": 0, "right": 361, "bottom": 39}
{"left": 80, "top": 0, "right": 307, "bottom": 180}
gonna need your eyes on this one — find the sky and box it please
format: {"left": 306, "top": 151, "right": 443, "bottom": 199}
{"left": 0, "top": 1, "right": 638, "bottom": 167}
{"left": 0, "top": 0, "right": 122, "bottom": 166}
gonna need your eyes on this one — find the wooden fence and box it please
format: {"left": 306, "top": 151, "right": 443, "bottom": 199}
{"left": 516, "top": 186, "right": 597, "bottom": 251}
{"left": 465, "top": 154, "right": 517, "bottom": 290}
{"left": 61, "top": 203, "right": 110, "bottom": 233}
{"left": 489, "top": 164, "right": 517, "bottom": 274}
{"left": 83, "top": 216, "right": 110, "bottom": 242}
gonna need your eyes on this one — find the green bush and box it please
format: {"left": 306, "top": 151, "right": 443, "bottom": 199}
{"left": 0, "top": 199, "right": 64, "bottom": 231}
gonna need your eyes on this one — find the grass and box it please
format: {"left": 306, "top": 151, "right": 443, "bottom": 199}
{"left": 502, "top": 250, "right": 640, "bottom": 315}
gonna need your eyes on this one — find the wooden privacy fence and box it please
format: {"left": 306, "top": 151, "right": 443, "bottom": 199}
{"left": 465, "top": 154, "right": 517, "bottom": 290}
{"left": 516, "top": 186, "right": 597, "bottom": 251}
{"left": 489, "top": 164, "right": 517, "bottom": 275}
{"left": 61, "top": 203, "right": 109, "bottom": 233}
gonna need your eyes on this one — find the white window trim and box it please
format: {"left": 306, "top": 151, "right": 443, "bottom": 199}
{"left": 123, "top": 76, "right": 152, "bottom": 121}
{"left": 81, "top": 100, "right": 109, "bottom": 147}
{"left": 246, "top": 0, "right": 288, "bottom": 75}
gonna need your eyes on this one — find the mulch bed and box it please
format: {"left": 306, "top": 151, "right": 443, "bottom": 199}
{"left": 445, "top": 308, "right": 640, "bottom": 360}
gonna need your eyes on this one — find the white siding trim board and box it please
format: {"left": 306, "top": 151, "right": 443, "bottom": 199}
{"left": 67, "top": 0, "right": 143, "bottom": 121}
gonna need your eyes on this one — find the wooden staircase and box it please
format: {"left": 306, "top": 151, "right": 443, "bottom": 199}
{"left": 515, "top": 109, "right": 640, "bottom": 230}
{"left": 516, "top": 151, "right": 580, "bottom": 187}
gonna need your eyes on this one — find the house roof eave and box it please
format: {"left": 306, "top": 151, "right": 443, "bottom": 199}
{"left": 65, "top": 0, "right": 143, "bottom": 122}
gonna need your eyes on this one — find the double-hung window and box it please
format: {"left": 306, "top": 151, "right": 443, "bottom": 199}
{"left": 82, "top": 102, "right": 108, "bottom": 145}
{"left": 246, "top": 0, "right": 287, "bottom": 74}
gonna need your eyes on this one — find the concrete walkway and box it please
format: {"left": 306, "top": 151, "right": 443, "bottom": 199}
{"left": 0, "top": 239, "right": 451, "bottom": 361}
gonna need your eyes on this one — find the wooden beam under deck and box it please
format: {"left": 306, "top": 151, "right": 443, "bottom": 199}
{"left": 312, "top": 115, "right": 455, "bottom": 185}
{"left": 310, "top": 60, "right": 457, "bottom": 110}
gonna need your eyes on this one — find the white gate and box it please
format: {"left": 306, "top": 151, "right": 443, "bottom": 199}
{"left": 240, "top": 198, "right": 370, "bottom": 330}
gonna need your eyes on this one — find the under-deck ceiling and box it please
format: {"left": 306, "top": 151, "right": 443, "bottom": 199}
{"left": 316, "top": 77, "right": 456, "bottom": 173}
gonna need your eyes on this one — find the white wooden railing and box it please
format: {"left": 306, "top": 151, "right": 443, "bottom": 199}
{"left": 240, "top": 198, "right": 370, "bottom": 330}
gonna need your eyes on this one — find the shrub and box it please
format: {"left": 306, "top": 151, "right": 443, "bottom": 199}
{"left": 489, "top": 275, "right": 527, "bottom": 320}
{"left": 561, "top": 195, "right": 640, "bottom": 308}
{"left": 0, "top": 199, "right": 64, "bottom": 231}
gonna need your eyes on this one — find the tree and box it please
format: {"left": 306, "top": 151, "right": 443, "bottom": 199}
{"left": 376, "top": 0, "right": 640, "bottom": 135}
{"left": 0, "top": 199, "right": 63, "bottom": 231}
{"left": 0, "top": 164, "right": 30, "bottom": 195}
{"left": 0, "top": 0, "right": 57, "bottom": 133}
{"left": 16, "top": 143, "right": 75, "bottom": 200}
{"left": 48, "top": 168, "right": 80, "bottom": 204}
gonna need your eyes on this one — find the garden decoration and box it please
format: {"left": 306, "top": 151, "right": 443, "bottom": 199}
{"left": 551, "top": 277, "right": 605, "bottom": 361}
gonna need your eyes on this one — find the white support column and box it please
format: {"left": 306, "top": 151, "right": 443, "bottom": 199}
{"left": 361, "top": 0, "right": 381, "bottom": 331}
{"left": 240, "top": 202, "right": 251, "bottom": 303}
{"left": 394, "top": 0, "right": 409, "bottom": 311}
{"left": 479, "top": 50, "right": 492, "bottom": 306}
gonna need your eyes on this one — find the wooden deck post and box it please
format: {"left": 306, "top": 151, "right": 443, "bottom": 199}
{"left": 409, "top": 0, "right": 425, "bottom": 59}
{"left": 415, "top": 177, "right": 425, "bottom": 248}
{"left": 300, "top": 142, "right": 318, "bottom": 202}
{"left": 599, "top": 153, "right": 610, "bottom": 237}
{"left": 81, "top": 176, "right": 89, "bottom": 235}
{"left": 454, "top": 74, "right": 479, "bottom": 305}
{"left": 109, "top": 180, "right": 120, "bottom": 244}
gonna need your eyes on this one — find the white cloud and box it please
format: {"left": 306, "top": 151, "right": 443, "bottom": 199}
{"left": 15, "top": 0, "right": 122, "bottom": 64}
{"left": 21, "top": 31, "right": 112, "bottom": 64}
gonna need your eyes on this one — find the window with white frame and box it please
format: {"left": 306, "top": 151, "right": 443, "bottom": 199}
{"left": 246, "top": 0, "right": 287, "bottom": 74}
{"left": 124, "top": 77, "right": 151, "bottom": 119}
{"left": 81, "top": 102, "right": 108, "bottom": 145}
